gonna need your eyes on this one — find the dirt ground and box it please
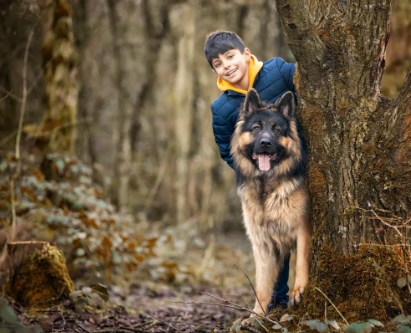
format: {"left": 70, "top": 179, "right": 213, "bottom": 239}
{"left": 18, "top": 282, "right": 254, "bottom": 332}
{"left": 15, "top": 231, "right": 261, "bottom": 333}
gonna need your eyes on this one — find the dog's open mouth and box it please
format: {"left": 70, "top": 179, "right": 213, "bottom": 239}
{"left": 252, "top": 153, "right": 277, "bottom": 171}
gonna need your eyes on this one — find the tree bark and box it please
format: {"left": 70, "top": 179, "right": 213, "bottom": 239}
{"left": 173, "top": 1, "right": 196, "bottom": 223}
{"left": 276, "top": 0, "right": 411, "bottom": 321}
{"left": 106, "top": 0, "right": 135, "bottom": 210}
{"left": 25, "top": 0, "right": 78, "bottom": 156}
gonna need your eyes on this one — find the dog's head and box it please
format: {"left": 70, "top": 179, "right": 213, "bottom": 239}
{"left": 233, "top": 89, "right": 298, "bottom": 173}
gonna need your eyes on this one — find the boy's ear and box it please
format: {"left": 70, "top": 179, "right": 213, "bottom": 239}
{"left": 275, "top": 91, "right": 296, "bottom": 118}
{"left": 243, "top": 47, "right": 251, "bottom": 61}
{"left": 241, "top": 89, "right": 262, "bottom": 118}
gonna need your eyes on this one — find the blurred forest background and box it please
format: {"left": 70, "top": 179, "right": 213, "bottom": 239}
{"left": 0, "top": 0, "right": 410, "bottom": 289}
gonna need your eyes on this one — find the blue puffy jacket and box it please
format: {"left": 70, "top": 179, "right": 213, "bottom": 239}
{"left": 211, "top": 57, "right": 296, "bottom": 168}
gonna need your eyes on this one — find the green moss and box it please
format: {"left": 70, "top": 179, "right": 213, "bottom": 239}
{"left": 295, "top": 243, "right": 411, "bottom": 322}
{"left": 5, "top": 243, "right": 74, "bottom": 309}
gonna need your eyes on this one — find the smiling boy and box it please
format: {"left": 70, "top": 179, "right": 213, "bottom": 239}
{"left": 204, "top": 30, "right": 296, "bottom": 312}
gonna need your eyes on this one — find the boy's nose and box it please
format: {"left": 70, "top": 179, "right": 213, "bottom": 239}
{"left": 222, "top": 60, "right": 230, "bottom": 68}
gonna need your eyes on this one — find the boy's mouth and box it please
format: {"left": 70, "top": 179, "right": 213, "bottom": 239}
{"left": 226, "top": 68, "right": 237, "bottom": 76}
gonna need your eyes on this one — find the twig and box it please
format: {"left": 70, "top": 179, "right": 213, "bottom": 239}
{"left": 204, "top": 293, "right": 270, "bottom": 324}
{"left": 93, "top": 328, "right": 142, "bottom": 333}
{"left": 8, "top": 241, "right": 48, "bottom": 245}
{"left": 240, "top": 325, "right": 263, "bottom": 333}
{"left": 315, "top": 287, "right": 349, "bottom": 325}
{"left": 16, "top": 26, "right": 35, "bottom": 165}
{"left": 202, "top": 294, "right": 269, "bottom": 332}
{"left": 143, "top": 311, "right": 180, "bottom": 332}
{"left": 0, "top": 90, "right": 12, "bottom": 102}
{"left": 60, "top": 308, "right": 66, "bottom": 326}
{"left": 234, "top": 263, "right": 266, "bottom": 316}
{"left": 0, "top": 86, "right": 21, "bottom": 102}
{"left": 354, "top": 243, "right": 411, "bottom": 248}
{"left": 9, "top": 24, "right": 36, "bottom": 242}
{"left": 401, "top": 235, "right": 411, "bottom": 294}
{"left": 357, "top": 207, "right": 409, "bottom": 236}
{"left": 9, "top": 179, "right": 17, "bottom": 241}
{"left": 77, "top": 323, "right": 92, "bottom": 333}
{"left": 0, "top": 131, "right": 17, "bottom": 147}
{"left": 170, "top": 296, "right": 276, "bottom": 330}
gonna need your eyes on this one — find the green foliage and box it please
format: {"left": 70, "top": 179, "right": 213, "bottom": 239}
{"left": 0, "top": 298, "right": 18, "bottom": 324}
{"left": 0, "top": 154, "right": 160, "bottom": 283}
{"left": 69, "top": 284, "right": 109, "bottom": 312}
{"left": 344, "top": 322, "right": 375, "bottom": 333}
{"left": 0, "top": 297, "right": 43, "bottom": 333}
{"left": 0, "top": 153, "right": 228, "bottom": 287}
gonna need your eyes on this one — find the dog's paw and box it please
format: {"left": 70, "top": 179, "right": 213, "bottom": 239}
{"left": 289, "top": 286, "right": 304, "bottom": 307}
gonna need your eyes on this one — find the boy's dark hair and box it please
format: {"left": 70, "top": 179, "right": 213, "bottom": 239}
{"left": 204, "top": 30, "right": 245, "bottom": 68}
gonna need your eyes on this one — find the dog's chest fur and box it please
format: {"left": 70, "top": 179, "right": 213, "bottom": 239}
{"left": 238, "top": 176, "right": 304, "bottom": 250}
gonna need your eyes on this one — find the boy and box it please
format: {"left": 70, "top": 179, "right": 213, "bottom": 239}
{"left": 204, "top": 30, "right": 296, "bottom": 312}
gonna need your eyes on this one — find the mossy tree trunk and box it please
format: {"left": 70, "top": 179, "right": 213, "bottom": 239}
{"left": 276, "top": 0, "right": 411, "bottom": 322}
{"left": 26, "top": 0, "right": 78, "bottom": 155}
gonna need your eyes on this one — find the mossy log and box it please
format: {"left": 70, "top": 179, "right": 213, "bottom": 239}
{"left": 5, "top": 242, "right": 74, "bottom": 309}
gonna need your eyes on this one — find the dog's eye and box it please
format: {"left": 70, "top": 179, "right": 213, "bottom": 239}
{"left": 252, "top": 125, "right": 260, "bottom": 131}
{"left": 274, "top": 127, "right": 281, "bottom": 134}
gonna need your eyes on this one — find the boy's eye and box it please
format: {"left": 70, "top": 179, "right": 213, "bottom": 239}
{"left": 214, "top": 62, "right": 221, "bottom": 68}
{"left": 227, "top": 54, "right": 233, "bottom": 59}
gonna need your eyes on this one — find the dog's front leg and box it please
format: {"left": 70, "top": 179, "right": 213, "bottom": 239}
{"left": 289, "top": 224, "right": 310, "bottom": 307}
{"left": 251, "top": 242, "right": 279, "bottom": 316}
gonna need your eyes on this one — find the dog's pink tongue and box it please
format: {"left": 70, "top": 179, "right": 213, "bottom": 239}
{"left": 258, "top": 154, "right": 270, "bottom": 171}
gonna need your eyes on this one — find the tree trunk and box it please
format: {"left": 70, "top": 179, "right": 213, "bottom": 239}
{"left": 173, "top": 1, "right": 196, "bottom": 223}
{"left": 25, "top": 0, "right": 78, "bottom": 156}
{"left": 106, "top": 0, "right": 134, "bottom": 210}
{"left": 276, "top": 0, "right": 411, "bottom": 321}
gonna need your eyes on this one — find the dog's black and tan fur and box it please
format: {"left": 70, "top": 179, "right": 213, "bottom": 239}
{"left": 231, "top": 89, "right": 311, "bottom": 316}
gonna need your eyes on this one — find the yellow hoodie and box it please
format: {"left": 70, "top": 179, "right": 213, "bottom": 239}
{"left": 216, "top": 54, "right": 263, "bottom": 94}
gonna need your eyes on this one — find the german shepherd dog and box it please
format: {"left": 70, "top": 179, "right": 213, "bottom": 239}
{"left": 231, "top": 89, "right": 311, "bottom": 316}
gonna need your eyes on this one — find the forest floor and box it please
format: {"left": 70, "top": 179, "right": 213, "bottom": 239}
{"left": 18, "top": 282, "right": 253, "bottom": 332}
{"left": 16, "top": 230, "right": 271, "bottom": 333}
{"left": 2, "top": 154, "right": 299, "bottom": 332}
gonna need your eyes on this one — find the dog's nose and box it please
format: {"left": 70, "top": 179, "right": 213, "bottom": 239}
{"left": 259, "top": 138, "right": 272, "bottom": 148}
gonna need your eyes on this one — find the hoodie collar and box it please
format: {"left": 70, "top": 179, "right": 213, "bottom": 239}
{"left": 216, "top": 54, "right": 263, "bottom": 94}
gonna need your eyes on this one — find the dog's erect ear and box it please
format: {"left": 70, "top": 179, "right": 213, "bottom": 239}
{"left": 241, "top": 89, "right": 262, "bottom": 118}
{"left": 275, "top": 91, "right": 296, "bottom": 118}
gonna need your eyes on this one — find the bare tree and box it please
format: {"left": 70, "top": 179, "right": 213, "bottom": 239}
{"left": 106, "top": 0, "right": 142, "bottom": 210}
{"left": 277, "top": 0, "right": 411, "bottom": 321}
{"left": 173, "top": 1, "right": 196, "bottom": 223}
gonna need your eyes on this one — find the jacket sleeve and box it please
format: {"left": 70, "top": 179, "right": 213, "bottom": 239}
{"left": 277, "top": 58, "right": 296, "bottom": 92}
{"left": 211, "top": 105, "right": 235, "bottom": 169}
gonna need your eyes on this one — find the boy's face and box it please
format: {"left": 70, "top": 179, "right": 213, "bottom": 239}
{"left": 212, "top": 48, "right": 251, "bottom": 88}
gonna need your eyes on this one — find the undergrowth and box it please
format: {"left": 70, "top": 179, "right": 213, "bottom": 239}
{"left": 0, "top": 152, "right": 247, "bottom": 289}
